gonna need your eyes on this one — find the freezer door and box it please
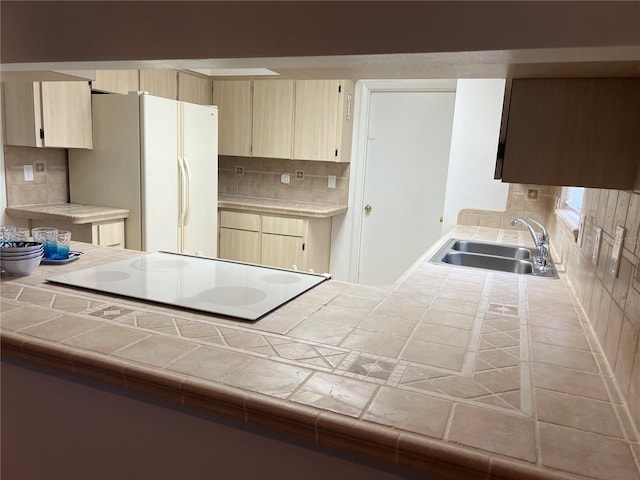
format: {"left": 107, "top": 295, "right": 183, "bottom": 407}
{"left": 140, "top": 95, "right": 180, "bottom": 252}
{"left": 180, "top": 102, "right": 218, "bottom": 257}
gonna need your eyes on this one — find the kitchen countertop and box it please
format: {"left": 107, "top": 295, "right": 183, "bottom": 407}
{"left": 5, "top": 203, "right": 130, "bottom": 225}
{"left": 1, "top": 226, "right": 639, "bottom": 480}
{"left": 218, "top": 194, "right": 348, "bottom": 218}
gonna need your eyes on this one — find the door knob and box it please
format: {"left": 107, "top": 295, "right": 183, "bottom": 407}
{"left": 364, "top": 204, "right": 372, "bottom": 214}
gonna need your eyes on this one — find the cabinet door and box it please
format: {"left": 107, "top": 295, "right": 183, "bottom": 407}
{"left": 212, "top": 80, "right": 252, "bottom": 156}
{"left": 93, "top": 220, "right": 125, "bottom": 248}
{"left": 139, "top": 70, "right": 178, "bottom": 100}
{"left": 252, "top": 80, "right": 294, "bottom": 159}
{"left": 261, "top": 233, "right": 304, "bottom": 270}
{"left": 2, "top": 82, "right": 40, "bottom": 147}
{"left": 219, "top": 228, "right": 261, "bottom": 264}
{"left": 41, "top": 82, "right": 93, "bottom": 149}
{"left": 500, "top": 78, "right": 640, "bottom": 189}
{"left": 293, "top": 80, "right": 342, "bottom": 161}
{"left": 178, "top": 71, "right": 212, "bottom": 105}
{"left": 92, "top": 70, "right": 139, "bottom": 94}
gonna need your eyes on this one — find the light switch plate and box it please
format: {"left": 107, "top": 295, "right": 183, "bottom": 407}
{"left": 609, "top": 225, "right": 625, "bottom": 278}
{"left": 592, "top": 227, "right": 602, "bottom": 265}
{"left": 280, "top": 173, "right": 290, "bottom": 184}
{"left": 328, "top": 175, "right": 336, "bottom": 189}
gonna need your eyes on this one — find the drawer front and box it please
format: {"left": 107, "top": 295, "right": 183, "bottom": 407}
{"left": 219, "top": 211, "right": 260, "bottom": 231}
{"left": 261, "top": 216, "right": 304, "bottom": 236}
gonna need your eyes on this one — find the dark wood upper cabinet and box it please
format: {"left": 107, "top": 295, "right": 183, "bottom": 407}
{"left": 495, "top": 78, "right": 640, "bottom": 190}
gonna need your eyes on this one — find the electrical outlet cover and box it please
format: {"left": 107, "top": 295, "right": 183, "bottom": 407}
{"left": 578, "top": 214, "right": 586, "bottom": 248}
{"left": 280, "top": 173, "right": 290, "bottom": 184}
{"left": 23, "top": 165, "right": 34, "bottom": 182}
{"left": 328, "top": 175, "right": 337, "bottom": 189}
{"left": 609, "top": 225, "right": 625, "bottom": 278}
{"left": 592, "top": 227, "right": 602, "bottom": 265}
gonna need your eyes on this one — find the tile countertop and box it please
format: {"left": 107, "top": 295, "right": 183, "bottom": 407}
{"left": 218, "top": 194, "right": 348, "bottom": 218}
{"left": 5, "top": 203, "right": 130, "bottom": 225}
{"left": 1, "top": 226, "right": 639, "bottom": 480}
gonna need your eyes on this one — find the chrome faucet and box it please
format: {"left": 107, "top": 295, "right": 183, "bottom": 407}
{"left": 511, "top": 218, "right": 550, "bottom": 270}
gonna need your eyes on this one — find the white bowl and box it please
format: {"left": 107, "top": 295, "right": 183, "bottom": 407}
{"left": 1, "top": 241, "right": 44, "bottom": 254}
{"left": 0, "top": 250, "right": 43, "bottom": 261}
{"left": 0, "top": 255, "right": 41, "bottom": 275}
{"left": 1, "top": 245, "right": 43, "bottom": 254}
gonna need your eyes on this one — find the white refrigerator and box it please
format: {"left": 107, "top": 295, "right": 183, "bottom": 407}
{"left": 69, "top": 92, "right": 218, "bottom": 257}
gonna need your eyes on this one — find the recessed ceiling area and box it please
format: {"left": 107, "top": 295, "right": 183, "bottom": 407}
{"left": 187, "top": 68, "right": 280, "bottom": 78}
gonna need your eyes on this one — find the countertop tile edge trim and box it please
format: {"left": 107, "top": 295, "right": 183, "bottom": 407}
{"left": 5, "top": 206, "right": 131, "bottom": 225}
{"left": 489, "top": 457, "right": 594, "bottom": 480}
{"left": 218, "top": 200, "right": 347, "bottom": 218}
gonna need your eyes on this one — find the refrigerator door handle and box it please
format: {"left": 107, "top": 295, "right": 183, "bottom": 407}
{"left": 183, "top": 156, "right": 192, "bottom": 226}
{"left": 177, "top": 156, "right": 186, "bottom": 226}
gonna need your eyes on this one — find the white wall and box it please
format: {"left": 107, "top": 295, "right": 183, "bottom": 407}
{"left": 441, "top": 79, "right": 509, "bottom": 234}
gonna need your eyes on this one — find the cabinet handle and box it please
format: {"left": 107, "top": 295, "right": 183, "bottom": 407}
{"left": 346, "top": 93, "right": 353, "bottom": 121}
{"left": 302, "top": 243, "right": 305, "bottom": 251}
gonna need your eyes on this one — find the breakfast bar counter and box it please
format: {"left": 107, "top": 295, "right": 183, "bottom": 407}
{"left": 1, "top": 226, "right": 639, "bottom": 480}
{"left": 5, "top": 203, "right": 130, "bottom": 225}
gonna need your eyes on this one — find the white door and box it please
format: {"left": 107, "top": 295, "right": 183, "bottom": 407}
{"left": 358, "top": 91, "right": 456, "bottom": 285}
{"left": 180, "top": 102, "right": 218, "bottom": 257}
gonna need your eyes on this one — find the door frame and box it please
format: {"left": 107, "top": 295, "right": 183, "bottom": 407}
{"left": 330, "top": 79, "right": 457, "bottom": 284}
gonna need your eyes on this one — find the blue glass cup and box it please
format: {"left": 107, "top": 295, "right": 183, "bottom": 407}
{"left": 54, "top": 231, "right": 71, "bottom": 260}
{"left": 42, "top": 229, "right": 60, "bottom": 260}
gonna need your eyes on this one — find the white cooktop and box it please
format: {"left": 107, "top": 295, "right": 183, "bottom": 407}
{"left": 47, "top": 251, "right": 329, "bottom": 321}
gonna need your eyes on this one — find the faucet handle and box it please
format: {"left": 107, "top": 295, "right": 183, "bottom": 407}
{"left": 527, "top": 218, "right": 548, "bottom": 241}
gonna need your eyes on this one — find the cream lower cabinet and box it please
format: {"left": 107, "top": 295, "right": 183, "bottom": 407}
{"left": 28, "top": 219, "right": 125, "bottom": 248}
{"left": 218, "top": 211, "right": 261, "bottom": 263}
{"left": 218, "top": 210, "right": 331, "bottom": 273}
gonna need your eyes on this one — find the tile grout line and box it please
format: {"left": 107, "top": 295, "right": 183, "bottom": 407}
{"left": 519, "top": 276, "right": 533, "bottom": 417}
{"left": 460, "top": 272, "right": 493, "bottom": 376}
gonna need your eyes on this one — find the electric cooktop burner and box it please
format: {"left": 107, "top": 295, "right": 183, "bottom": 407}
{"left": 47, "top": 251, "right": 330, "bottom": 321}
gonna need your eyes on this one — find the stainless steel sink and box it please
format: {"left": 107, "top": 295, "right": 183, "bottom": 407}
{"left": 440, "top": 251, "right": 534, "bottom": 274}
{"left": 430, "top": 238, "right": 558, "bottom": 278}
{"left": 450, "top": 240, "right": 532, "bottom": 260}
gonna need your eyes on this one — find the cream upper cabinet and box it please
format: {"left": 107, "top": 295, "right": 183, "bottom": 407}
{"left": 178, "top": 71, "right": 212, "bottom": 105}
{"left": 293, "top": 80, "right": 355, "bottom": 162}
{"left": 3, "top": 81, "right": 92, "bottom": 149}
{"left": 212, "top": 80, "right": 253, "bottom": 156}
{"left": 139, "top": 70, "right": 178, "bottom": 100}
{"left": 92, "top": 70, "right": 139, "bottom": 94}
{"left": 497, "top": 78, "right": 640, "bottom": 189}
{"left": 252, "top": 80, "right": 294, "bottom": 159}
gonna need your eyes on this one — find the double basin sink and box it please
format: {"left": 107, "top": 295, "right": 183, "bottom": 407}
{"left": 430, "top": 238, "right": 558, "bottom": 278}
